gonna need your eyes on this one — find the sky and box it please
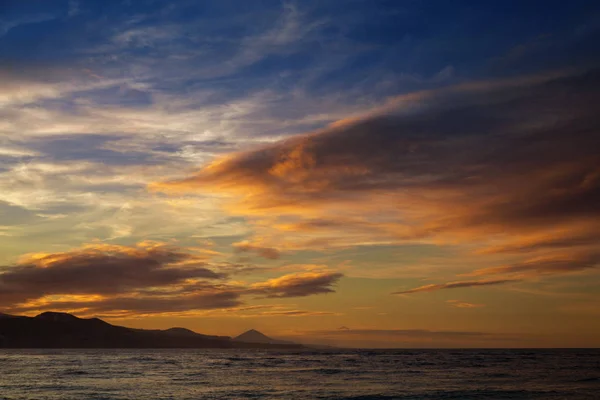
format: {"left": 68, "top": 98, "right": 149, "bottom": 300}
{"left": 0, "top": 0, "right": 599, "bottom": 348}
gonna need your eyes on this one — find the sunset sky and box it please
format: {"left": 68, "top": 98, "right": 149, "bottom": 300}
{"left": 1, "top": 0, "right": 599, "bottom": 348}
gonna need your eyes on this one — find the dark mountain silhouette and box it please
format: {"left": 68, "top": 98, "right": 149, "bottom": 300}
{"left": 233, "top": 329, "right": 296, "bottom": 345}
{"left": 133, "top": 326, "right": 230, "bottom": 341}
{"left": 163, "top": 327, "right": 228, "bottom": 340}
{"left": 0, "top": 312, "right": 303, "bottom": 349}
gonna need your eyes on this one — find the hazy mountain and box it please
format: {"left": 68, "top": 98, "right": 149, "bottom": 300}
{"left": 0, "top": 312, "right": 303, "bottom": 349}
{"left": 233, "top": 329, "right": 338, "bottom": 349}
{"left": 234, "top": 329, "right": 296, "bottom": 345}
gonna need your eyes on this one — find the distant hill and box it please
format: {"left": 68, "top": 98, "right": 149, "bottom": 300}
{"left": 164, "top": 327, "right": 228, "bottom": 340}
{"left": 234, "top": 329, "right": 296, "bottom": 345}
{"left": 233, "top": 329, "right": 337, "bottom": 349}
{"left": 0, "top": 312, "right": 303, "bottom": 349}
{"left": 135, "top": 326, "right": 230, "bottom": 341}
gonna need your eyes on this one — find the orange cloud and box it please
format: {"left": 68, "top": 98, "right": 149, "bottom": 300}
{"left": 393, "top": 279, "right": 519, "bottom": 295}
{"left": 250, "top": 271, "right": 343, "bottom": 298}
{"left": 197, "top": 304, "right": 339, "bottom": 318}
{"left": 255, "top": 310, "right": 338, "bottom": 317}
{"left": 466, "top": 251, "right": 599, "bottom": 278}
{"left": 477, "top": 224, "right": 600, "bottom": 254}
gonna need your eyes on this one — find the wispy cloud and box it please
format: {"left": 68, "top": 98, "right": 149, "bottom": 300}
{"left": 393, "top": 279, "right": 519, "bottom": 295}
{"left": 446, "top": 300, "right": 485, "bottom": 308}
{"left": 0, "top": 13, "right": 57, "bottom": 37}
{"left": 252, "top": 309, "right": 338, "bottom": 317}
{"left": 466, "top": 252, "right": 600, "bottom": 278}
{"left": 232, "top": 241, "right": 281, "bottom": 260}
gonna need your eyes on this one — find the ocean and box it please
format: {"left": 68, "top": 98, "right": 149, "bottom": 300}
{"left": 0, "top": 349, "right": 598, "bottom": 399}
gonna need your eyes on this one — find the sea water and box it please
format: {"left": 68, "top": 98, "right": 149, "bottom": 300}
{"left": 0, "top": 349, "right": 598, "bottom": 399}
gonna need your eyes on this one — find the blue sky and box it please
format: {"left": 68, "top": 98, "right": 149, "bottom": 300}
{"left": 0, "top": 0, "right": 599, "bottom": 347}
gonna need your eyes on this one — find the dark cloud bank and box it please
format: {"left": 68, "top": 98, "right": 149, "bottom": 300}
{"left": 0, "top": 243, "right": 342, "bottom": 316}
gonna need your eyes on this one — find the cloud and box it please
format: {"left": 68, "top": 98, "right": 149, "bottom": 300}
{"left": 153, "top": 68, "right": 600, "bottom": 287}
{"left": 467, "top": 251, "right": 600, "bottom": 277}
{"left": 155, "top": 69, "right": 600, "bottom": 230}
{"left": 253, "top": 310, "right": 337, "bottom": 317}
{"left": 251, "top": 271, "right": 343, "bottom": 298}
{"left": 0, "top": 243, "right": 345, "bottom": 315}
{"left": 0, "top": 13, "right": 57, "bottom": 37}
{"left": 0, "top": 66, "right": 125, "bottom": 107}
{"left": 0, "top": 52, "right": 379, "bottom": 257}
{"left": 180, "top": 304, "right": 340, "bottom": 319}
{"left": 0, "top": 2, "right": 449, "bottom": 267}
{"left": 232, "top": 241, "right": 281, "bottom": 260}
{"left": 8, "top": 291, "right": 242, "bottom": 318}
{"left": 0, "top": 242, "right": 225, "bottom": 306}
{"left": 446, "top": 300, "right": 485, "bottom": 308}
{"left": 393, "top": 279, "right": 519, "bottom": 295}
{"left": 155, "top": 68, "right": 600, "bottom": 225}
{"left": 478, "top": 228, "right": 600, "bottom": 254}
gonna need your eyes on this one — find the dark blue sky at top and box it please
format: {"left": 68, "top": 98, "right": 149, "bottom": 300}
{"left": 0, "top": 0, "right": 596, "bottom": 177}
{"left": 2, "top": 0, "right": 598, "bottom": 95}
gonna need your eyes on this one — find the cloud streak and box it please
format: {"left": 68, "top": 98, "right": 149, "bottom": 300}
{"left": 251, "top": 271, "right": 343, "bottom": 298}
{"left": 467, "top": 252, "right": 600, "bottom": 277}
{"left": 446, "top": 300, "right": 485, "bottom": 308}
{"left": 393, "top": 279, "right": 519, "bottom": 295}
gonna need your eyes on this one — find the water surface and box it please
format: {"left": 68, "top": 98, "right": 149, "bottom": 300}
{"left": 1, "top": 349, "right": 598, "bottom": 399}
